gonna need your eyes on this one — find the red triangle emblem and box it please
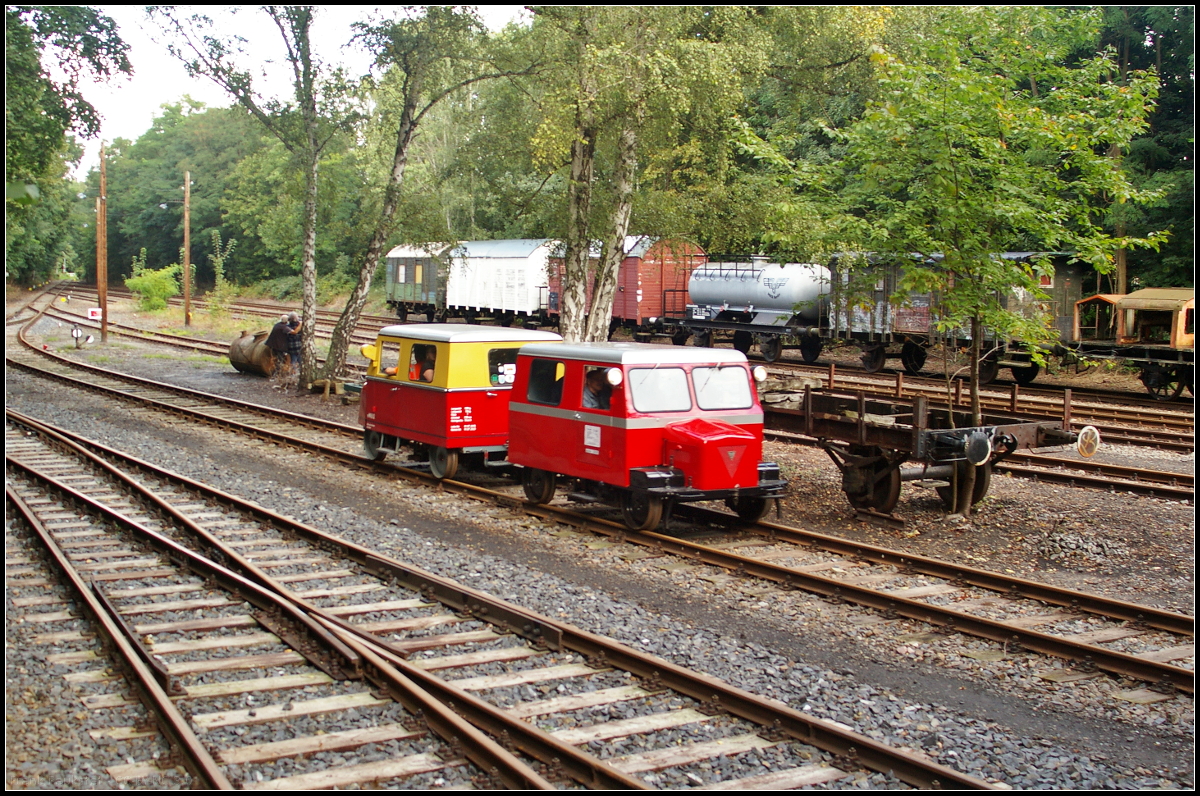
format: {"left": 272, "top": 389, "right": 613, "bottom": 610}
{"left": 717, "top": 445, "right": 745, "bottom": 477}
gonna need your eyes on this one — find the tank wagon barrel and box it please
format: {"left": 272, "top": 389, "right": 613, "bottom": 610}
{"left": 227, "top": 330, "right": 277, "bottom": 376}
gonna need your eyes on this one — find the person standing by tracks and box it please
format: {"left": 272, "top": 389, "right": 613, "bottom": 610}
{"left": 286, "top": 312, "right": 302, "bottom": 374}
{"left": 265, "top": 314, "right": 292, "bottom": 375}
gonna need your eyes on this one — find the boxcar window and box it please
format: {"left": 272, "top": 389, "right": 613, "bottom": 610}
{"left": 488, "top": 348, "right": 519, "bottom": 386}
{"left": 527, "top": 358, "right": 565, "bottom": 405}
{"left": 629, "top": 368, "right": 691, "bottom": 413}
{"left": 693, "top": 366, "right": 753, "bottom": 410}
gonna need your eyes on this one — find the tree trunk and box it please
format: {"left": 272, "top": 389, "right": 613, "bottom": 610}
{"left": 958, "top": 315, "right": 984, "bottom": 517}
{"left": 318, "top": 92, "right": 420, "bottom": 379}
{"left": 584, "top": 119, "right": 638, "bottom": 342}
{"left": 560, "top": 116, "right": 596, "bottom": 343}
{"left": 299, "top": 150, "right": 319, "bottom": 386}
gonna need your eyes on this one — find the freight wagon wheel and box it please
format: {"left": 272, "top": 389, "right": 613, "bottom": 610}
{"left": 732, "top": 331, "right": 754, "bottom": 355}
{"left": 428, "top": 446, "right": 459, "bottom": 479}
{"left": 671, "top": 328, "right": 691, "bottom": 346}
{"left": 621, "top": 492, "right": 664, "bottom": 531}
{"left": 1011, "top": 362, "right": 1040, "bottom": 386}
{"left": 900, "top": 342, "right": 927, "bottom": 376}
{"left": 363, "top": 430, "right": 387, "bottom": 462}
{"left": 725, "top": 496, "right": 770, "bottom": 523}
{"left": 693, "top": 330, "right": 713, "bottom": 348}
{"left": 1143, "top": 367, "right": 1186, "bottom": 401}
{"left": 799, "top": 337, "right": 823, "bottom": 364}
{"left": 521, "top": 468, "right": 557, "bottom": 504}
{"left": 843, "top": 450, "right": 901, "bottom": 514}
{"left": 759, "top": 336, "right": 782, "bottom": 363}
{"left": 860, "top": 346, "right": 886, "bottom": 374}
{"left": 935, "top": 461, "right": 992, "bottom": 510}
{"left": 975, "top": 356, "right": 1000, "bottom": 385}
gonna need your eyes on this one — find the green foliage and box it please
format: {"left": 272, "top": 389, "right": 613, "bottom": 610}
{"left": 205, "top": 230, "right": 237, "bottom": 316}
{"left": 5, "top": 6, "right": 131, "bottom": 182}
{"left": 124, "top": 248, "right": 180, "bottom": 311}
{"left": 835, "top": 7, "right": 1166, "bottom": 341}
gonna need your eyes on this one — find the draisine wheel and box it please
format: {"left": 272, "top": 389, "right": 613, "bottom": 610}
{"left": 799, "top": 337, "right": 823, "bottom": 364}
{"left": 732, "top": 331, "right": 753, "bottom": 355}
{"left": 976, "top": 355, "right": 1000, "bottom": 385}
{"left": 428, "top": 446, "right": 459, "bottom": 479}
{"left": 363, "top": 430, "right": 387, "bottom": 462}
{"left": 620, "top": 492, "right": 664, "bottom": 531}
{"left": 843, "top": 448, "right": 901, "bottom": 514}
{"left": 725, "top": 496, "right": 770, "bottom": 522}
{"left": 521, "top": 468, "right": 557, "bottom": 504}
{"left": 1143, "top": 366, "right": 1186, "bottom": 401}
{"left": 1011, "top": 362, "right": 1040, "bottom": 386}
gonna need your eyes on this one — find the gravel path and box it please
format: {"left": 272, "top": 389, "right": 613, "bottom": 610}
{"left": 6, "top": 314, "right": 1194, "bottom": 789}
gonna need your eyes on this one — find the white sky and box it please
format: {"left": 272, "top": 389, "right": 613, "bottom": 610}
{"left": 73, "top": 6, "right": 528, "bottom": 178}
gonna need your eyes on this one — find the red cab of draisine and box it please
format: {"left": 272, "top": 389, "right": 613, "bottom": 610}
{"left": 507, "top": 342, "right": 785, "bottom": 520}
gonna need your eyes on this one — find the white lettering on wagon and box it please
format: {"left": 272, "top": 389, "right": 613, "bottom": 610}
{"left": 450, "top": 406, "right": 475, "bottom": 433}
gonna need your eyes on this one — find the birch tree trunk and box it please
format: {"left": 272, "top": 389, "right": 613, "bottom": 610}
{"left": 318, "top": 90, "right": 420, "bottom": 379}
{"left": 560, "top": 116, "right": 596, "bottom": 343}
{"left": 584, "top": 119, "right": 639, "bottom": 342}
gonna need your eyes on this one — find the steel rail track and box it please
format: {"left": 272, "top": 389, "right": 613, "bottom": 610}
{"left": 12, "top": 302, "right": 1194, "bottom": 691}
{"left": 54, "top": 284, "right": 1195, "bottom": 446}
{"left": 4, "top": 423, "right": 562, "bottom": 790}
{"left": 759, "top": 354, "right": 1195, "bottom": 413}
{"left": 5, "top": 483, "right": 235, "bottom": 789}
{"left": 15, "top": 305, "right": 1191, "bottom": 500}
{"left": 8, "top": 387, "right": 1193, "bottom": 700}
{"left": 7, "top": 410, "right": 994, "bottom": 790}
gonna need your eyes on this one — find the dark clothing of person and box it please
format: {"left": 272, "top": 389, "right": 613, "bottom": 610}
{"left": 287, "top": 321, "right": 302, "bottom": 368}
{"left": 265, "top": 321, "right": 292, "bottom": 372}
{"left": 265, "top": 321, "right": 292, "bottom": 353}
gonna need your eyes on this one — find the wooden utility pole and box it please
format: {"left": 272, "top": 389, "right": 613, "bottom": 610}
{"left": 183, "top": 171, "right": 192, "bottom": 325}
{"left": 97, "top": 142, "right": 108, "bottom": 343}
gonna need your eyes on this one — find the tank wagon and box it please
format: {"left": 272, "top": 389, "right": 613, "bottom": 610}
{"left": 682, "top": 253, "right": 1091, "bottom": 385}
{"left": 1070, "top": 287, "right": 1195, "bottom": 400}
{"left": 508, "top": 342, "right": 787, "bottom": 530}
{"left": 358, "top": 324, "right": 562, "bottom": 478}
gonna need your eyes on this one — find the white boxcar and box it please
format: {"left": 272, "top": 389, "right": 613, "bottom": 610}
{"left": 445, "top": 239, "right": 555, "bottom": 317}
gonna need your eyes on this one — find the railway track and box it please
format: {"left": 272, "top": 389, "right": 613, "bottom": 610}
{"left": 54, "top": 285, "right": 1196, "bottom": 456}
{"left": 6, "top": 349, "right": 1193, "bottom": 701}
{"left": 7, "top": 410, "right": 990, "bottom": 790}
{"left": 16, "top": 294, "right": 1194, "bottom": 497}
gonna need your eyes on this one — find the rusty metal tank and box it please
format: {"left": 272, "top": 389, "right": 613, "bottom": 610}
{"left": 228, "top": 330, "right": 276, "bottom": 376}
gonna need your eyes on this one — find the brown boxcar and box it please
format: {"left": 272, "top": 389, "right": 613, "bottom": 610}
{"left": 546, "top": 237, "right": 706, "bottom": 340}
